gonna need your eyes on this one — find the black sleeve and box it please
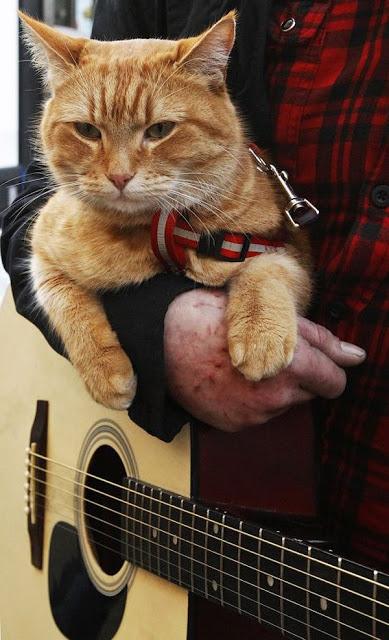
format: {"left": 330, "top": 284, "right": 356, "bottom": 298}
{"left": 0, "top": 0, "right": 200, "bottom": 442}
{"left": 0, "top": 161, "right": 65, "bottom": 356}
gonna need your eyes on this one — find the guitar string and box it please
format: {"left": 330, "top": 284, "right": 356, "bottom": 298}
{"left": 30, "top": 469, "right": 389, "bottom": 613}
{"left": 27, "top": 448, "right": 389, "bottom": 606}
{"left": 31, "top": 497, "right": 382, "bottom": 640}
{"left": 29, "top": 479, "right": 389, "bottom": 627}
{"left": 32, "top": 519, "right": 327, "bottom": 640}
{"left": 30, "top": 480, "right": 386, "bottom": 624}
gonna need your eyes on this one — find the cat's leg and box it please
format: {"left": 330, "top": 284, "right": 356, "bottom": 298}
{"left": 31, "top": 256, "right": 136, "bottom": 409}
{"left": 226, "top": 252, "right": 311, "bottom": 381}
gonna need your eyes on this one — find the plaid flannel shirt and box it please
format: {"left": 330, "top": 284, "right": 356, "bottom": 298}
{"left": 267, "top": 0, "right": 389, "bottom": 568}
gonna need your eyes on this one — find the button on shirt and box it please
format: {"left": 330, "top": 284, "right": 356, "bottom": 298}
{"left": 267, "top": 0, "right": 389, "bottom": 568}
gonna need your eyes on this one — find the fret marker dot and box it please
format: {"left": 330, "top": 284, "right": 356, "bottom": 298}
{"left": 267, "top": 575, "right": 275, "bottom": 587}
{"left": 212, "top": 580, "right": 218, "bottom": 592}
{"left": 213, "top": 524, "right": 219, "bottom": 535}
{"left": 172, "top": 535, "right": 178, "bottom": 546}
{"left": 320, "top": 597, "right": 328, "bottom": 611}
{"left": 152, "top": 528, "right": 157, "bottom": 539}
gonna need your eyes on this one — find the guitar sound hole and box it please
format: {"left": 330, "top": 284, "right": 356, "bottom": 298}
{"left": 84, "top": 445, "right": 126, "bottom": 575}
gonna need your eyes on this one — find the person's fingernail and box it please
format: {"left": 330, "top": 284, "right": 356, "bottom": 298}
{"left": 340, "top": 342, "right": 366, "bottom": 358}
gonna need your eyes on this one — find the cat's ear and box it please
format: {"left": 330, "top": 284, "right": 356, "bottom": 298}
{"left": 19, "top": 11, "right": 86, "bottom": 89}
{"left": 177, "top": 11, "right": 236, "bottom": 89}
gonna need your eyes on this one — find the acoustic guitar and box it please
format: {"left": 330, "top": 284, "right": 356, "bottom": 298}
{"left": 0, "top": 289, "right": 388, "bottom": 640}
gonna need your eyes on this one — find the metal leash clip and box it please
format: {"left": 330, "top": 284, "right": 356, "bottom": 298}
{"left": 249, "top": 146, "right": 319, "bottom": 228}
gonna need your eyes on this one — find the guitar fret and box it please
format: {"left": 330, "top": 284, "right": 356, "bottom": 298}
{"left": 139, "top": 485, "right": 145, "bottom": 570}
{"left": 204, "top": 508, "right": 210, "bottom": 599}
{"left": 178, "top": 498, "right": 192, "bottom": 588}
{"left": 191, "top": 502, "right": 207, "bottom": 598}
{"left": 340, "top": 557, "right": 378, "bottom": 639}
{"left": 372, "top": 570, "right": 377, "bottom": 639}
{"left": 123, "top": 478, "right": 133, "bottom": 564}
{"left": 191, "top": 504, "right": 195, "bottom": 593}
{"left": 207, "top": 509, "right": 224, "bottom": 603}
{"left": 167, "top": 494, "right": 180, "bottom": 586}
{"left": 258, "top": 528, "right": 263, "bottom": 624}
{"left": 222, "top": 513, "right": 240, "bottom": 612}
{"left": 220, "top": 514, "right": 226, "bottom": 607}
{"left": 280, "top": 536, "right": 285, "bottom": 635}
{"left": 240, "top": 521, "right": 261, "bottom": 620}
{"left": 337, "top": 557, "right": 342, "bottom": 639}
{"left": 133, "top": 478, "right": 141, "bottom": 565}
{"left": 309, "top": 546, "right": 339, "bottom": 639}
{"left": 157, "top": 489, "right": 163, "bottom": 576}
{"left": 148, "top": 486, "right": 156, "bottom": 574}
{"left": 307, "top": 546, "right": 312, "bottom": 640}
{"left": 376, "top": 570, "right": 389, "bottom": 639}
{"left": 238, "top": 522, "right": 243, "bottom": 614}
{"left": 283, "top": 536, "right": 310, "bottom": 639}
{"left": 167, "top": 495, "right": 173, "bottom": 584}
{"left": 260, "top": 530, "right": 282, "bottom": 630}
{"left": 120, "top": 479, "right": 389, "bottom": 640}
{"left": 131, "top": 480, "right": 140, "bottom": 566}
{"left": 143, "top": 484, "right": 152, "bottom": 573}
{"left": 178, "top": 498, "right": 184, "bottom": 586}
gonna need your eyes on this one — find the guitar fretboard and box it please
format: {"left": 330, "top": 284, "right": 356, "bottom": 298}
{"left": 121, "top": 478, "right": 389, "bottom": 640}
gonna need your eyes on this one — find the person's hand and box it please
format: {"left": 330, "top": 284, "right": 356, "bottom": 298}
{"left": 164, "top": 289, "right": 366, "bottom": 432}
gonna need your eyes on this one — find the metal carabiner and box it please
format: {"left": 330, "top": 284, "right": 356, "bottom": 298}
{"left": 249, "top": 146, "right": 319, "bottom": 227}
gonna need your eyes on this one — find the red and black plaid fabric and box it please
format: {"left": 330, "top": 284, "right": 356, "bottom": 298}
{"left": 266, "top": 0, "right": 389, "bottom": 569}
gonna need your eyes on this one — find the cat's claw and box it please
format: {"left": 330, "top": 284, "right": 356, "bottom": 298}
{"left": 109, "top": 373, "right": 138, "bottom": 410}
{"left": 228, "top": 324, "right": 297, "bottom": 382}
{"left": 78, "top": 346, "right": 137, "bottom": 410}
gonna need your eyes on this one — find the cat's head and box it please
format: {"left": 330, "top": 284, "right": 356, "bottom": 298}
{"left": 20, "top": 11, "right": 245, "bottom": 218}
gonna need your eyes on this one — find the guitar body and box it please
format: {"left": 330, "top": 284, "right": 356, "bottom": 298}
{"left": 0, "top": 290, "right": 317, "bottom": 640}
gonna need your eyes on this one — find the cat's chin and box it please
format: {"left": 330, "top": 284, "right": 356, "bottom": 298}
{"left": 84, "top": 192, "right": 157, "bottom": 217}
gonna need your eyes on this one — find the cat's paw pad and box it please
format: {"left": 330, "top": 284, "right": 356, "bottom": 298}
{"left": 229, "top": 323, "right": 296, "bottom": 382}
{"left": 82, "top": 347, "right": 137, "bottom": 410}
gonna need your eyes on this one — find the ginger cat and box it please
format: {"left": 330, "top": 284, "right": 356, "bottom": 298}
{"left": 21, "top": 11, "right": 312, "bottom": 411}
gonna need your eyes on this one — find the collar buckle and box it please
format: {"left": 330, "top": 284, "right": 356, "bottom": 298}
{"left": 198, "top": 231, "right": 252, "bottom": 262}
{"left": 197, "top": 231, "right": 224, "bottom": 258}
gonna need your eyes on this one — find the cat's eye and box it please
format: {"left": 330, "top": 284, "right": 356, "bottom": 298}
{"left": 145, "top": 121, "right": 175, "bottom": 140}
{"left": 74, "top": 122, "right": 102, "bottom": 140}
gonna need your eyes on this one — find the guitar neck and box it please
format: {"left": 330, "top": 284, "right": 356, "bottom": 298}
{"left": 122, "top": 478, "right": 389, "bottom": 640}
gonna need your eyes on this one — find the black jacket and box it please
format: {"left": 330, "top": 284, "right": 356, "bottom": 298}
{"left": 1, "top": 0, "right": 273, "bottom": 441}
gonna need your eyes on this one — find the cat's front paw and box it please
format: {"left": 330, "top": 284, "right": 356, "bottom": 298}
{"left": 79, "top": 346, "right": 137, "bottom": 410}
{"left": 228, "top": 312, "right": 297, "bottom": 382}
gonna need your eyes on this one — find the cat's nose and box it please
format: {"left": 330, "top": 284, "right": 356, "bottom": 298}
{"left": 107, "top": 174, "right": 134, "bottom": 191}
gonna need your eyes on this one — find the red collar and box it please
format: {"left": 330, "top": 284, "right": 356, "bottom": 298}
{"left": 151, "top": 209, "right": 286, "bottom": 272}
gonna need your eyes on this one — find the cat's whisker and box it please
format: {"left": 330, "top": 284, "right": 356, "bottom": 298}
{"left": 170, "top": 187, "right": 250, "bottom": 239}
{"left": 163, "top": 191, "right": 215, "bottom": 238}
{"left": 7, "top": 187, "right": 58, "bottom": 223}
{"left": 152, "top": 55, "right": 214, "bottom": 99}
{"left": 161, "top": 86, "right": 190, "bottom": 101}
{"left": 7, "top": 179, "right": 83, "bottom": 223}
{"left": 0, "top": 175, "right": 50, "bottom": 192}
{"left": 215, "top": 143, "right": 248, "bottom": 168}
{"left": 150, "top": 60, "right": 172, "bottom": 99}
{"left": 171, "top": 181, "right": 243, "bottom": 220}
{"left": 157, "top": 189, "right": 206, "bottom": 229}
{"left": 177, "top": 177, "right": 256, "bottom": 213}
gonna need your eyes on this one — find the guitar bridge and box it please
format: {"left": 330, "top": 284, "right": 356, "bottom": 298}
{"left": 25, "top": 400, "right": 48, "bottom": 569}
